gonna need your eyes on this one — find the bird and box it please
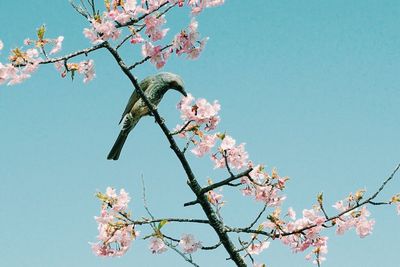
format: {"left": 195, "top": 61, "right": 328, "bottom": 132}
{"left": 107, "top": 72, "right": 187, "bottom": 160}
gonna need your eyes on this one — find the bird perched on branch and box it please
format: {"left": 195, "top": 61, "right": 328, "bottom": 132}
{"left": 107, "top": 72, "right": 187, "bottom": 160}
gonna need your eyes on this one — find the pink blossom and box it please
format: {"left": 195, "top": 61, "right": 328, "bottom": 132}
{"left": 206, "top": 0, "right": 225, "bottom": 7}
{"left": 0, "top": 40, "right": 3, "bottom": 50}
{"left": 332, "top": 200, "right": 346, "bottom": 212}
{"left": 49, "top": 36, "right": 64, "bottom": 55}
{"left": 287, "top": 207, "right": 296, "bottom": 220}
{"left": 26, "top": 48, "right": 39, "bottom": 59}
{"left": 130, "top": 33, "right": 144, "bottom": 44}
{"left": 355, "top": 217, "right": 375, "bottom": 238}
{"left": 78, "top": 59, "right": 95, "bottom": 83}
{"left": 191, "top": 134, "right": 217, "bottom": 157}
{"left": 179, "top": 234, "right": 202, "bottom": 253}
{"left": 113, "top": 188, "right": 131, "bottom": 212}
{"left": 91, "top": 188, "right": 136, "bottom": 257}
{"left": 83, "top": 18, "right": 121, "bottom": 44}
{"left": 144, "top": 15, "right": 169, "bottom": 42}
{"left": 220, "top": 135, "right": 236, "bottom": 150}
{"left": 23, "top": 38, "right": 32, "bottom": 45}
{"left": 108, "top": 10, "right": 132, "bottom": 24}
{"left": 146, "top": 0, "right": 169, "bottom": 11}
{"left": 141, "top": 42, "right": 170, "bottom": 69}
{"left": 246, "top": 241, "right": 270, "bottom": 255}
{"left": 225, "top": 143, "right": 249, "bottom": 170}
{"left": 149, "top": 237, "right": 167, "bottom": 254}
{"left": 0, "top": 63, "right": 16, "bottom": 85}
{"left": 177, "top": 94, "right": 220, "bottom": 130}
{"left": 172, "top": 18, "right": 208, "bottom": 59}
{"left": 91, "top": 224, "right": 135, "bottom": 257}
{"left": 207, "top": 189, "right": 223, "bottom": 205}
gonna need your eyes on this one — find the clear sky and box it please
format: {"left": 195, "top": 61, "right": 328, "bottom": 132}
{"left": 0, "top": 1, "right": 399, "bottom": 267}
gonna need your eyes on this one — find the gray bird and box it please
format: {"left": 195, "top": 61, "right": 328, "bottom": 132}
{"left": 107, "top": 72, "right": 187, "bottom": 160}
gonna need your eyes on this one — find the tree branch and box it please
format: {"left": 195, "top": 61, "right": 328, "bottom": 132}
{"left": 225, "top": 163, "right": 400, "bottom": 239}
{"left": 103, "top": 42, "right": 247, "bottom": 267}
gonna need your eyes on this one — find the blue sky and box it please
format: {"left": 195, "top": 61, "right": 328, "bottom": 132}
{"left": 0, "top": 1, "right": 399, "bottom": 266}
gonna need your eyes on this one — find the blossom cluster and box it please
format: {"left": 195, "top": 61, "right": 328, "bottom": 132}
{"left": 332, "top": 191, "right": 375, "bottom": 238}
{"left": 176, "top": 95, "right": 288, "bottom": 205}
{"left": 82, "top": 0, "right": 217, "bottom": 69}
{"left": 54, "top": 59, "right": 96, "bottom": 83}
{"left": 0, "top": 26, "right": 65, "bottom": 86}
{"left": 149, "top": 234, "right": 202, "bottom": 254}
{"left": 91, "top": 187, "right": 138, "bottom": 257}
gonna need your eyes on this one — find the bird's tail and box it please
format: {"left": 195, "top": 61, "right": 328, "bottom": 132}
{"left": 107, "top": 114, "right": 140, "bottom": 160}
{"left": 107, "top": 131, "right": 129, "bottom": 160}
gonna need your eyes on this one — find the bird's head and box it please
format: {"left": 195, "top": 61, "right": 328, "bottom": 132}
{"left": 158, "top": 72, "right": 187, "bottom": 97}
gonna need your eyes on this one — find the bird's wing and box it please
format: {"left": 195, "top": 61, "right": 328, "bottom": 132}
{"left": 118, "top": 77, "right": 153, "bottom": 124}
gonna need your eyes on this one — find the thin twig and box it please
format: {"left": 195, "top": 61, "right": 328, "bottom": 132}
{"left": 244, "top": 203, "right": 268, "bottom": 230}
{"left": 201, "top": 241, "right": 222, "bottom": 250}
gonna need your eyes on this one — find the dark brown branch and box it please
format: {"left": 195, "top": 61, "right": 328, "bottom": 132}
{"left": 202, "top": 241, "right": 222, "bottom": 250}
{"left": 200, "top": 169, "right": 252, "bottom": 195}
{"left": 170, "top": 120, "right": 194, "bottom": 136}
{"left": 134, "top": 218, "right": 210, "bottom": 226}
{"left": 184, "top": 169, "right": 252, "bottom": 207}
{"left": 103, "top": 42, "right": 247, "bottom": 267}
{"left": 17, "top": 42, "right": 107, "bottom": 68}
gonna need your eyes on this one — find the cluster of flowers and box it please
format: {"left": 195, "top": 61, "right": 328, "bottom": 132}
{"left": 175, "top": 94, "right": 288, "bottom": 205}
{"left": 149, "top": 234, "right": 202, "bottom": 254}
{"left": 54, "top": 59, "right": 96, "bottom": 83}
{"left": 0, "top": 26, "right": 64, "bottom": 85}
{"left": 262, "top": 206, "right": 329, "bottom": 265}
{"left": 332, "top": 190, "right": 375, "bottom": 237}
{"left": 0, "top": 26, "right": 93, "bottom": 85}
{"left": 92, "top": 187, "right": 202, "bottom": 257}
{"left": 174, "top": 94, "right": 400, "bottom": 265}
{"left": 83, "top": 0, "right": 218, "bottom": 68}
{"left": 91, "top": 187, "right": 138, "bottom": 257}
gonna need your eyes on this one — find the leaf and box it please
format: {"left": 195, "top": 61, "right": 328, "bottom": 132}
{"left": 37, "top": 25, "right": 46, "bottom": 40}
{"left": 158, "top": 219, "right": 168, "bottom": 230}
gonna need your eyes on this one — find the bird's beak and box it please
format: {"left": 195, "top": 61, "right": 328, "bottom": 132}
{"left": 181, "top": 89, "right": 188, "bottom": 97}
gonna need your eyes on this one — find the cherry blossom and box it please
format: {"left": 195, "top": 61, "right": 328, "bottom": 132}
{"left": 91, "top": 187, "right": 137, "bottom": 257}
{"left": 130, "top": 33, "right": 145, "bottom": 44}
{"left": 188, "top": 0, "right": 225, "bottom": 15}
{"left": 287, "top": 207, "right": 296, "bottom": 220}
{"left": 207, "top": 189, "right": 224, "bottom": 205}
{"left": 246, "top": 241, "right": 270, "bottom": 255}
{"left": 144, "top": 15, "right": 169, "bottom": 42}
{"left": 179, "top": 234, "right": 202, "bottom": 253}
{"left": 0, "top": 40, "right": 3, "bottom": 51}
{"left": 172, "top": 18, "right": 209, "bottom": 59}
{"left": 78, "top": 59, "right": 96, "bottom": 83}
{"left": 141, "top": 42, "right": 170, "bottom": 69}
{"left": 49, "top": 36, "right": 64, "bottom": 55}
{"left": 149, "top": 237, "right": 168, "bottom": 254}
{"left": 83, "top": 18, "right": 121, "bottom": 44}
{"left": 191, "top": 134, "right": 217, "bottom": 157}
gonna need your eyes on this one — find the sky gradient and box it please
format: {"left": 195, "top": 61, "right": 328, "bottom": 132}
{"left": 0, "top": 1, "right": 399, "bottom": 266}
